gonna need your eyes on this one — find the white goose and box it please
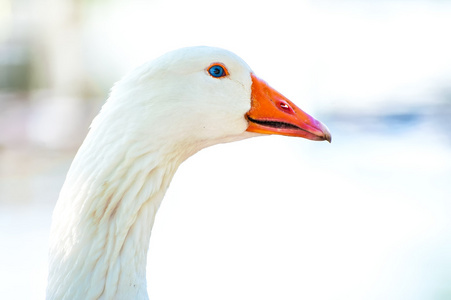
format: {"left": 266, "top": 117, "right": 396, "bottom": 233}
{"left": 47, "top": 46, "right": 331, "bottom": 299}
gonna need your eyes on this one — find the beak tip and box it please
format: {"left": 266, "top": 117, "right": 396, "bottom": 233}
{"left": 318, "top": 122, "right": 332, "bottom": 143}
{"left": 326, "top": 134, "right": 332, "bottom": 143}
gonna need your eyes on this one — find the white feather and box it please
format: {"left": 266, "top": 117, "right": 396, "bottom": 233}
{"left": 47, "top": 47, "right": 260, "bottom": 299}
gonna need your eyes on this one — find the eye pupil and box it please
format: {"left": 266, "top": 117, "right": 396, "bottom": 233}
{"left": 208, "top": 64, "right": 227, "bottom": 78}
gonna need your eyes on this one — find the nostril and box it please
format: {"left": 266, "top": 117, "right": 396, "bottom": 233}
{"left": 279, "top": 100, "right": 294, "bottom": 114}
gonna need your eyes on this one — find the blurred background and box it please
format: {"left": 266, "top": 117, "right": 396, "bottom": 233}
{"left": 1, "top": 0, "right": 451, "bottom": 299}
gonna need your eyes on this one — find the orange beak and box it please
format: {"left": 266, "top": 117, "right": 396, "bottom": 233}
{"left": 246, "top": 74, "right": 332, "bottom": 143}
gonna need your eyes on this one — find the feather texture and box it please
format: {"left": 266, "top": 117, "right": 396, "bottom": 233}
{"left": 47, "top": 47, "right": 256, "bottom": 299}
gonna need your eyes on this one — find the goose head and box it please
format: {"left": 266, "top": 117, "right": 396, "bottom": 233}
{"left": 95, "top": 46, "right": 331, "bottom": 161}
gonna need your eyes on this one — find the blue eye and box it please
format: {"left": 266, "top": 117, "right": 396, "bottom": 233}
{"left": 208, "top": 64, "right": 228, "bottom": 78}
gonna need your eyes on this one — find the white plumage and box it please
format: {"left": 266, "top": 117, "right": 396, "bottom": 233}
{"left": 47, "top": 46, "right": 331, "bottom": 299}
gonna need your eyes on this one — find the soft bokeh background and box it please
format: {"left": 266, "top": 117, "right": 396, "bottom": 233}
{"left": 1, "top": 0, "right": 451, "bottom": 299}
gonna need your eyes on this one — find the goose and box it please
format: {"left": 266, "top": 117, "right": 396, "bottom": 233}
{"left": 47, "top": 46, "right": 331, "bottom": 300}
